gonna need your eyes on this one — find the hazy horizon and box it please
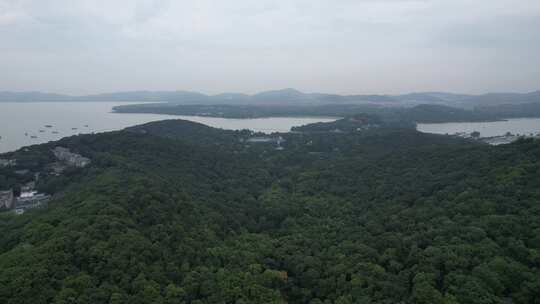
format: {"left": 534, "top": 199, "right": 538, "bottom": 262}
{"left": 1, "top": 87, "right": 540, "bottom": 97}
{"left": 1, "top": 0, "right": 539, "bottom": 95}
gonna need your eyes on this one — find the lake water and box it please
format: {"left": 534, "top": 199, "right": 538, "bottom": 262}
{"left": 0, "top": 102, "right": 336, "bottom": 153}
{"left": 417, "top": 118, "right": 540, "bottom": 138}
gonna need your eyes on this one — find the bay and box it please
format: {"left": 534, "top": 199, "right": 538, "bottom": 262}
{"left": 0, "top": 102, "right": 336, "bottom": 153}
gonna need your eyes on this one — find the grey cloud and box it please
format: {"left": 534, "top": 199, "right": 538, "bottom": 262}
{"left": 436, "top": 14, "right": 540, "bottom": 49}
{"left": 0, "top": 0, "right": 539, "bottom": 95}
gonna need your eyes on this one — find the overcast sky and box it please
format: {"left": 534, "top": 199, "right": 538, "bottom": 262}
{"left": 1, "top": 0, "right": 539, "bottom": 95}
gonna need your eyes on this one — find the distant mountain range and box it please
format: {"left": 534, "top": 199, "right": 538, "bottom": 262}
{"left": 1, "top": 88, "right": 540, "bottom": 108}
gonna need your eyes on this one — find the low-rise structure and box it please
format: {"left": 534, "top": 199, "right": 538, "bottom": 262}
{"left": 356, "top": 124, "right": 380, "bottom": 131}
{"left": 0, "top": 158, "right": 16, "bottom": 167}
{"left": 14, "top": 169, "right": 30, "bottom": 175}
{"left": 14, "top": 191, "right": 50, "bottom": 215}
{"left": 53, "top": 147, "right": 91, "bottom": 167}
{"left": 246, "top": 136, "right": 285, "bottom": 143}
{"left": 246, "top": 136, "right": 286, "bottom": 150}
{"left": 482, "top": 135, "right": 520, "bottom": 146}
{"left": 246, "top": 136, "right": 275, "bottom": 143}
{"left": 0, "top": 189, "right": 14, "bottom": 209}
{"left": 48, "top": 162, "right": 67, "bottom": 176}
{"left": 21, "top": 181, "right": 35, "bottom": 192}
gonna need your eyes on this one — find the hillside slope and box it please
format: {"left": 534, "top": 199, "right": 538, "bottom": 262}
{"left": 1, "top": 120, "right": 539, "bottom": 303}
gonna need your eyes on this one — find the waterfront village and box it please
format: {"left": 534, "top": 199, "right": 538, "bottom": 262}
{"left": 451, "top": 131, "right": 540, "bottom": 145}
{"left": 0, "top": 147, "right": 90, "bottom": 215}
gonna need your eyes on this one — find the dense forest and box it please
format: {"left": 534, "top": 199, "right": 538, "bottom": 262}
{"left": 1, "top": 118, "right": 540, "bottom": 303}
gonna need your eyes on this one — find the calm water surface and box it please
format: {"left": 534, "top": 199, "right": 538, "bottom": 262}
{"left": 418, "top": 118, "right": 540, "bottom": 137}
{"left": 0, "top": 102, "right": 336, "bottom": 153}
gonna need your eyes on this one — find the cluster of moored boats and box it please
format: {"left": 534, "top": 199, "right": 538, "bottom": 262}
{"left": 21, "top": 124, "right": 90, "bottom": 140}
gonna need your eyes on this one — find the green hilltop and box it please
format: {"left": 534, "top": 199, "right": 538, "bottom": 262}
{"left": 1, "top": 119, "right": 539, "bottom": 303}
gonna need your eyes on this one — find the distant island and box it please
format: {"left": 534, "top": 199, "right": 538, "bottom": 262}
{"left": 112, "top": 103, "right": 540, "bottom": 124}
{"left": 4, "top": 88, "right": 540, "bottom": 124}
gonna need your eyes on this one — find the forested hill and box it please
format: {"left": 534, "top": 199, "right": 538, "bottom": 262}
{"left": 1, "top": 119, "right": 540, "bottom": 303}
{"left": 112, "top": 102, "right": 538, "bottom": 123}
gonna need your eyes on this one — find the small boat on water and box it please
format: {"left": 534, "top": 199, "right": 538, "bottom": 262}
{"left": 72, "top": 127, "right": 78, "bottom": 130}
{"left": 52, "top": 131, "right": 59, "bottom": 134}
{"left": 45, "top": 125, "right": 53, "bottom": 128}
{"left": 84, "top": 125, "right": 89, "bottom": 127}
{"left": 30, "top": 135, "right": 38, "bottom": 139}
{"left": 39, "top": 130, "right": 45, "bottom": 133}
